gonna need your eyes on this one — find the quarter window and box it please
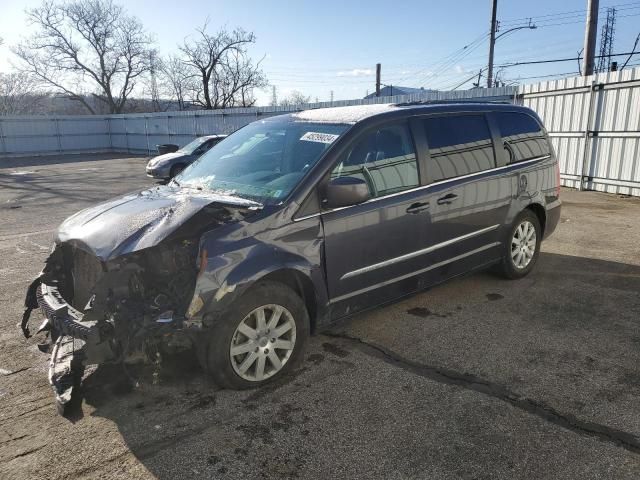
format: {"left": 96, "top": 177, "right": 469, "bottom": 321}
{"left": 496, "top": 112, "right": 550, "bottom": 163}
{"left": 423, "top": 114, "right": 495, "bottom": 182}
{"left": 331, "top": 124, "right": 419, "bottom": 197}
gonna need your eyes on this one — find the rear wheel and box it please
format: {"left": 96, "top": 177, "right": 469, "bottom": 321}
{"left": 206, "top": 281, "right": 309, "bottom": 389}
{"left": 497, "top": 210, "right": 541, "bottom": 279}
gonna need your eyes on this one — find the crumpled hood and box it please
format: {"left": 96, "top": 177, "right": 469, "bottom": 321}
{"left": 57, "top": 185, "right": 260, "bottom": 261}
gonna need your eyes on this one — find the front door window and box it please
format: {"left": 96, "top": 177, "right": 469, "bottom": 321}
{"left": 330, "top": 124, "right": 419, "bottom": 198}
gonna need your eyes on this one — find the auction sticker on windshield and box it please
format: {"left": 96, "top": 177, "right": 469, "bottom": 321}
{"left": 300, "top": 132, "right": 340, "bottom": 144}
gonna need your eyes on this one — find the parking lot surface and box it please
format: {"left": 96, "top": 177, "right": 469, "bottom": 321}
{"left": 1, "top": 154, "right": 639, "bottom": 479}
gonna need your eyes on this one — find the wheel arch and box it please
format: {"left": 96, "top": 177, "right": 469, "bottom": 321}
{"left": 257, "top": 269, "right": 319, "bottom": 333}
{"left": 524, "top": 203, "right": 546, "bottom": 237}
{"left": 197, "top": 255, "right": 328, "bottom": 334}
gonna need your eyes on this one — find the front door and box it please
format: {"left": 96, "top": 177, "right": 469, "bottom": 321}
{"left": 321, "top": 122, "right": 429, "bottom": 318}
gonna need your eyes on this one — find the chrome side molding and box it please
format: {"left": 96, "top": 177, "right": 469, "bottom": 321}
{"left": 341, "top": 224, "right": 500, "bottom": 280}
{"left": 331, "top": 242, "right": 501, "bottom": 304}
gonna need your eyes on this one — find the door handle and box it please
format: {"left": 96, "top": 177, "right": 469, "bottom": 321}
{"left": 437, "top": 193, "right": 458, "bottom": 205}
{"left": 406, "top": 201, "right": 430, "bottom": 214}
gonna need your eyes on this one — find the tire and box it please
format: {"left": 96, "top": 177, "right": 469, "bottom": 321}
{"left": 497, "top": 209, "right": 542, "bottom": 279}
{"left": 169, "top": 164, "right": 185, "bottom": 178}
{"left": 206, "top": 281, "right": 310, "bottom": 389}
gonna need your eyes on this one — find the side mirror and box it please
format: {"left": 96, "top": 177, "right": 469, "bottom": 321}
{"left": 325, "top": 176, "right": 371, "bottom": 208}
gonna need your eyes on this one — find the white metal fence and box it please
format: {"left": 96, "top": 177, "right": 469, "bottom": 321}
{"left": 2, "top": 69, "right": 640, "bottom": 197}
{"left": 0, "top": 87, "right": 514, "bottom": 157}
{"left": 519, "top": 67, "right": 640, "bottom": 196}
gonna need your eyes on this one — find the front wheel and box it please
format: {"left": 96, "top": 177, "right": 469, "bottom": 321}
{"left": 497, "top": 210, "right": 542, "bottom": 279}
{"left": 206, "top": 281, "right": 309, "bottom": 389}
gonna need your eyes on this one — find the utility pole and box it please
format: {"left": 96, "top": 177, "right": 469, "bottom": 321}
{"left": 270, "top": 85, "right": 277, "bottom": 106}
{"left": 582, "top": 0, "right": 599, "bottom": 76}
{"left": 330, "top": 90, "right": 334, "bottom": 104}
{"left": 487, "top": 0, "right": 498, "bottom": 88}
{"left": 375, "top": 63, "right": 381, "bottom": 97}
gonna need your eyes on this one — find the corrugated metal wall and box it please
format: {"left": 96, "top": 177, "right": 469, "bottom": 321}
{"left": 0, "top": 87, "right": 515, "bottom": 158}
{"left": 519, "top": 66, "right": 640, "bottom": 196}
{"left": 2, "top": 70, "right": 639, "bottom": 197}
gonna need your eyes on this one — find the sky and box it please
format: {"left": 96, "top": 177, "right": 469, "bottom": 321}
{"left": 1, "top": 0, "right": 639, "bottom": 106}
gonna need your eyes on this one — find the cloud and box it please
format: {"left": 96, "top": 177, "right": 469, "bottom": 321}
{"left": 337, "top": 68, "right": 374, "bottom": 77}
{"left": 454, "top": 65, "right": 468, "bottom": 74}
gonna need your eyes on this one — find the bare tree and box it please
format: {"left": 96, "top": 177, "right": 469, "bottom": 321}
{"left": 12, "top": 0, "right": 153, "bottom": 114}
{"left": 0, "top": 72, "right": 49, "bottom": 115}
{"left": 280, "top": 90, "right": 311, "bottom": 107}
{"left": 179, "top": 23, "right": 267, "bottom": 109}
{"left": 158, "top": 55, "right": 195, "bottom": 110}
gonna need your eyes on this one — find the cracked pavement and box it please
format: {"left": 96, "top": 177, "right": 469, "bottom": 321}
{"left": 1, "top": 154, "right": 640, "bottom": 479}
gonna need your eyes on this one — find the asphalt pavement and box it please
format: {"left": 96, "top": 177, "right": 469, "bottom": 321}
{"left": 1, "top": 154, "right": 639, "bottom": 479}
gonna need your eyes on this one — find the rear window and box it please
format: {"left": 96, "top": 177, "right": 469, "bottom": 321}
{"left": 423, "top": 114, "right": 496, "bottom": 182}
{"left": 495, "top": 112, "right": 550, "bottom": 163}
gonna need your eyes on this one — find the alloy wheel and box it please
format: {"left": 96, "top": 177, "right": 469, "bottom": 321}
{"left": 229, "top": 304, "right": 297, "bottom": 382}
{"left": 511, "top": 220, "right": 537, "bottom": 269}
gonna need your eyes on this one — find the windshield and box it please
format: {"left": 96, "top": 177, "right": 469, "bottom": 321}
{"left": 179, "top": 137, "right": 210, "bottom": 155}
{"left": 175, "top": 118, "right": 348, "bottom": 204}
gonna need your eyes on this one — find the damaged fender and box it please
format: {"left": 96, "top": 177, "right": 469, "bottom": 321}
{"left": 186, "top": 216, "right": 330, "bottom": 331}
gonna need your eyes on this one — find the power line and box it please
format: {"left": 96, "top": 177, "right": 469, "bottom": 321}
{"left": 412, "top": 35, "right": 490, "bottom": 88}
{"left": 497, "top": 50, "right": 640, "bottom": 68}
{"left": 621, "top": 33, "right": 640, "bottom": 68}
{"left": 265, "top": 2, "right": 640, "bottom": 93}
{"left": 271, "top": 24, "right": 636, "bottom": 87}
{"left": 498, "top": 1, "right": 640, "bottom": 26}
{"left": 503, "top": 60, "right": 640, "bottom": 83}
{"left": 394, "top": 31, "right": 489, "bottom": 87}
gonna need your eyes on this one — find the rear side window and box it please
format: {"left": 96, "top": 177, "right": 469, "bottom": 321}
{"left": 496, "top": 112, "right": 550, "bottom": 163}
{"left": 331, "top": 124, "right": 419, "bottom": 197}
{"left": 423, "top": 114, "right": 495, "bottom": 182}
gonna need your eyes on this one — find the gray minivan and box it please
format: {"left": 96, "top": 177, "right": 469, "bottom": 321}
{"left": 22, "top": 102, "right": 561, "bottom": 412}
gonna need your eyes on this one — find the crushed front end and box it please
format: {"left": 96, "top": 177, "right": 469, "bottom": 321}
{"left": 19, "top": 185, "right": 261, "bottom": 413}
{"left": 22, "top": 239, "right": 199, "bottom": 413}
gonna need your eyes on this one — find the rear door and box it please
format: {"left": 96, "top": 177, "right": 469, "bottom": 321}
{"left": 321, "top": 121, "right": 430, "bottom": 318}
{"left": 415, "top": 113, "right": 513, "bottom": 278}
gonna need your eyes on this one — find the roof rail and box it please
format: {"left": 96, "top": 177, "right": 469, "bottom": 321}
{"left": 394, "top": 99, "right": 513, "bottom": 107}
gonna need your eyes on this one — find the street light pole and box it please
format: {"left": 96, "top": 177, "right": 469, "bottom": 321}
{"left": 487, "top": 21, "right": 537, "bottom": 88}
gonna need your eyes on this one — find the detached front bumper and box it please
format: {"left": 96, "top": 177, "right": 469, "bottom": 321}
{"left": 23, "top": 279, "right": 100, "bottom": 414}
{"left": 36, "top": 283, "right": 99, "bottom": 341}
